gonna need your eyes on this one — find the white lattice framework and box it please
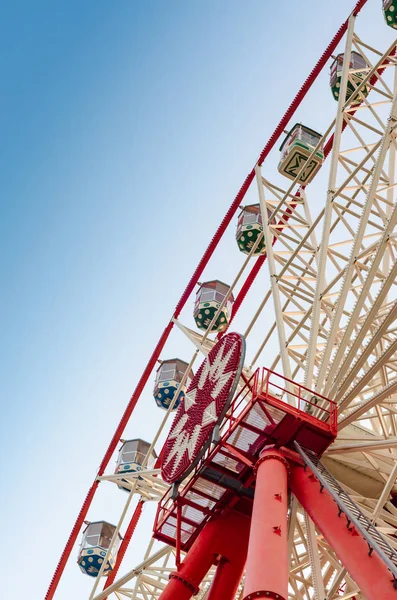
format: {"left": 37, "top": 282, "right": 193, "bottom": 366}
{"left": 65, "top": 8, "right": 397, "bottom": 600}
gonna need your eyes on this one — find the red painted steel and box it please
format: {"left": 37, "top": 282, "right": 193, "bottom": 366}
{"left": 93, "top": 44, "right": 396, "bottom": 596}
{"left": 243, "top": 449, "right": 289, "bottom": 600}
{"left": 225, "top": 2, "right": 394, "bottom": 335}
{"left": 45, "top": 2, "right": 369, "bottom": 597}
{"left": 291, "top": 463, "right": 397, "bottom": 600}
{"left": 45, "top": 322, "right": 173, "bottom": 600}
{"left": 222, "top": 195, "right": 300, "bottom": 336}
{"left": 258, "top": 367, "right": 338, "bottom": 434}
{"left": 206, "top": 557, "right": 246, "bottom": 600}
{"left": 162, "top": 333, "right": 245, "bottom": 484}
{"left": 175, "top": 500, "right": 182, "bottom": 568}
{"left": 158, "top": 509, "right": 250, "bottom": 600}
{"left": 44, "top": 481, "right": 99, "bottom": 600}
{"left": 154, "top": 368, "right": 336, "bottom": 551}
{"left": 102, "top": 500, "right": 144, "bottom": 595}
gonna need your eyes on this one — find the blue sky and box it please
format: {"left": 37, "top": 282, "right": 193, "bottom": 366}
{"left": 1, "top": 1, "right": 395, "bottom": 598}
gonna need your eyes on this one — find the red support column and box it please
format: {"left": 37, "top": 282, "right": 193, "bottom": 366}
{"left": 206, "top": 556, "right": 246, "bottom": 600}
{"left": 290, "top": 464, "right": 397, "bottom": 600}
{"left": 159, "top": 509, "right": 250, "bottom": 600}
{"left": 243, "top": 448, "right": 289, "bottom": 600}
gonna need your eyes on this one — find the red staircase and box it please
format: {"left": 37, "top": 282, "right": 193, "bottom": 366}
{"left": 153, "top": 368, "right": 337, "bottom": 551}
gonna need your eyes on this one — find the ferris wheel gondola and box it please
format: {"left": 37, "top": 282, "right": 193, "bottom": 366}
{"left": 383, "top": 0, "right": 397, "bottom": 28}
{"left": 45, "top": 2, "right": 397, "bottom": 600}
{"left": 330, "top": 50, "right": 370, "bottom": 102}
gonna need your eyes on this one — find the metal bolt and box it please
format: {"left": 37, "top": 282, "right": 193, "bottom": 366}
{"left": 273, "top": 525, "right": 282, "bottom": 536}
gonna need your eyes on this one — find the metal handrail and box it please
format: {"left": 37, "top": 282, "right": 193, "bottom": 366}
{"left": 257, "top": 368, "right": 338, "bottom": 429}
{"left": 295, "top": 442, "right": 397, "bottom": 583}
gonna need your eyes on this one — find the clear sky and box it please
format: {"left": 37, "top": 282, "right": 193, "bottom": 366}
{"left": 1, "top": 1, "right": 395, "bottom": 599}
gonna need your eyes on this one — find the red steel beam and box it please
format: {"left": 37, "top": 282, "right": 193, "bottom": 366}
{"left": 291, "top": 463, "right": 397, "bottom": 600}
{"left": 206, "top": 556, "right": 247, "bottom": 600}
{"left": 102, "top": 500, "right": 144, "bottom": 595}
{"left": 243, "top": 449, "right": 289, "bottom": 600}
{"left": 45, "top": 481, "right": 99, "bottom": 600}
{"left": 226, "top": 1, "right": 395, "bottom": 333}
{"left": 44, "top": 2, "right": 369, "bottom": 597}
{"left": 158, "top": 509, "right": 250, "bottom": 600}
{"left": 44, "top": 322, "right": 173, "bottom": 600}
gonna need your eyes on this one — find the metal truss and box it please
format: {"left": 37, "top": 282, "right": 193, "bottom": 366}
{"left": 98, "top": 469, "right": 169, "bottom": 502}
{"left": 94, "top": 19, "right": 397, "bottom": 600}
{"left": 93, "top": 544, "right": 217, "bottom": 600}
{"left": 46, "top": 4, "right": 397, "bottom": 600}
{"left": 93, "top": 22, "right": 397, "bottom": 600}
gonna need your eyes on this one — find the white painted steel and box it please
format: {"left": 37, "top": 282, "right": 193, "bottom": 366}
{"left": 85, "top": 12, "right": 397, "bottom": 600}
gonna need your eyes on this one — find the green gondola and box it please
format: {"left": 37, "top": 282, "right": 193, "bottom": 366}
{"left": 278, "top": 124, "right": 324, "bottom": 184}
{"left": 383, "top": 0, "right": 397, "bottom": 28}
{"left": 194, "top": 280, "right": 233, "bottom": 332}
{"left": 330, "top": 52, "right": 369, "bottom": 103}
{"left": 236, "top": 204, "right": 266, "bottom": 255}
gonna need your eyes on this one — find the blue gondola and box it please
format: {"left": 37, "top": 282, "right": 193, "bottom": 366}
{"left": 77, "top": 521, "right": 121, "bottom": 577}
{"left": 154, "top": 358, "right": 193, "bottom": 410}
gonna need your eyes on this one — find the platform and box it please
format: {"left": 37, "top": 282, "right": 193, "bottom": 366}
{"left": 153, "top": 368, "right": 337, "bottom": 551}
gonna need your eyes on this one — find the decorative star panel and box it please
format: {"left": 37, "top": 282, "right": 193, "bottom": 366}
{"left": 161, "top": 332, "right": 245, "bottom": 484}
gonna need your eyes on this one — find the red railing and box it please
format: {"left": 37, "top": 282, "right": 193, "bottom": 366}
{"left": 153, "top": 366, "right": 338, "bottom": 551}
{"left": 45, "top": 1, "right": 365, "bottom": 593}
{"left": 224, "top": 367, "right": 338, "bottom": 438}
{"left": 255, "top": 367, "right": 338, "bottom": 434}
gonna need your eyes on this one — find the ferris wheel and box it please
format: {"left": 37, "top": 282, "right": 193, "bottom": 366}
{"left": 45, "top": 1, "right": 397, "bottom": 599}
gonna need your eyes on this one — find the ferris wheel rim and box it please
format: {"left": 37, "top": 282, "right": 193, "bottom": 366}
{"left": 45, "top": 2, "right": 397, "bottom": 599}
